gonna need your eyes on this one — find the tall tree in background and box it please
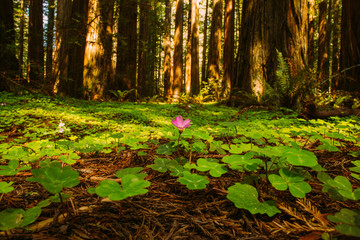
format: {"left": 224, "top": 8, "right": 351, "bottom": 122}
{"left": 18, "top": 0, "right": 26, "bottom": 79}
{"left": 185, "top": 1, "right": 192, "bottom": 95}
{"left": 115, "top": 0, "right": 137, "bottom": 99}
{"left": 317, "top": 1, "right": 329, "bottom": 87}
{"left": 63, "top": 0, "right": 89, "bottom": 98}
{"left": 331, "top": 0, "right": 341, "bottom": 83}
{"left": 53, "top": 0, "right": 72, "bottom": 95}
{"left": 308, "top": 0, "right": 315, "bottom": 69}
{"left": 339, "top": 0, "right": 360, "bottom": 91}
{"left": 0, "top": 0, "right": 19, "bottom": 91}
{"left": 163, "top": 0, "right": 172, "bottom": 99}
{"left": 201, "top": 0, "right": 209, "bottom": 86}
{"left": 190, "top": 0, "right": 200, "bottom": 95}
{"left": 236, "top": 0, "right": 308, "bottom": 104}
{"left": 45, "top": 0, "right": 55, "bottom": 86}
{"left": 207, "top": 0, "right": 222, "bottom": 99}
{"left": 222, "top": 0, "right": 234, "bottom": 100}
{"left": 83, "top": 0, "right": 114, "bottom": 100}
{"left": 28, "top": 0, "right": 44, "bottom": 85}
{"left": 138, "top": 0, "right": 150, "bottom": 98}
{"left": 172, "top": 0, "right": 184, "bottom": 102}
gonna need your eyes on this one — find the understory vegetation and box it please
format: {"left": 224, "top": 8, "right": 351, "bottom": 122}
{"left": 0, "top": 92, "right": 360, "bottom": 239}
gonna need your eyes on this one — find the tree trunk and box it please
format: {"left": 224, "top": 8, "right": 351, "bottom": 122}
{"left": 236, "top": 0, "right": 308, "bottom": 104}
{"left": 331, "top": 0, "right": 340, "bottom": 87}
{"left": 18, "top": 0, "right": 26, "bottom": 79}
{"left": 138, "top": 0, "right": 150, "bottom": 98}
{"left": 163, "top": 0, "right": 172, "bottom": 99}
{"left": 53, "top": 0, "right": 72, "bottom": 94}
{"left": 65, "top": 0, "right": 89, "bottom": 98}
{"left": 317, "top": 1, "right": 329, "bottom": 87}
{"left": 207, "top": 0, "right": 222, "bottom": 99}
{"left": 201, "top": 0, "right": 209, "bottom": 86}
{"left": 308, "top": 0, "right": 315, "bottom": 68}
{"left": 115, "top": 0, "right": 137, "bottom": 100}
{"left": 222, "top": 0, "right": 234, "bottom": 100}
{"left": 172, "top": 0, "right": 184, "bottom": 102}
{"left": 190, "top": 0, "right": 200, "bottom": 95}
{"left": 0, "top": 0, "right": 19, "bottom": 91}
{"left": 83, "top": 0, "right": 114, "bottom": 100}
{"left": 28, "top": 0, "right": 44, "bottom": 85}
{"left": 45, "top": 0, "right": 55, "bottom": 87}
{"left": 185, "top": 1, "right": 192, "bottom": 95}
{"left": 339, "top": 0, "right": 360, "bottom": 91}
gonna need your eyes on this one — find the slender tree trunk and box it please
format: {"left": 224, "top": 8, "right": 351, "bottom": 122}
{"left": 308, "top": 0, "right": 315, "bottom": 68}
{"left": 339, "top": 0, "right": 360, "bottom": 91}
{"left": 331, "top": 0, "right": 340, "bottom": 87}
{"left": 317, "top": 1, "right": 329, "bottom": 88}
{"left": 172, "top": 0, "right": 184, "bottom": 102}
{"left": 138, "top": 0, "right": 150, "bottom": 98}
{"left": 18, "top": 0, "right": 26, "bottom": 79}
{"left": 190, "top": 0, "right": 200, "bottom": 95}
{"left": 115, "top": 0, "right": 137, "bottom": 100}
{"left": 28, "top": 0, "right": 44, "bottom": 85}
{"left": 185, "top": 1, "right": 192, "bottom": 95}
{"left": 222, "top": 0, "right": 234, "bottom": 100}
{"left": 163, "top": 0, "right": 172, "bottom": 99}
{"left": 207, "top": 0, "right": 222, "bottom": 99}
{"left": 0, "top": 0, "right": 19, "bottom": 90}
{"left": 45, "top": 0, "right": 55, "bottom": 88}
{"left": 53, "top": 0, "right": 71, "bottom": 94}
{"left": 201, "top": 0, "right": 209, "bottom": 86}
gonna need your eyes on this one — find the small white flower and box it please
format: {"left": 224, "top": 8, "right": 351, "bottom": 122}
{"left": 58, "top": 120, "right": 65, "bottom": 133}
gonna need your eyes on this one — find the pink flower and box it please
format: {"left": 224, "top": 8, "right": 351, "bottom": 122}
{"left": 172, "top": 115, "right": 191, "bottom": 132}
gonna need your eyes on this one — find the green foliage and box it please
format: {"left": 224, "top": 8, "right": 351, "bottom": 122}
{"left": 177, "top": 171, "right": 209, "bottom": 190}
{"left": 90, "top": 168, "right": 150, "bottom": 201}
{"left": 27, "top": 161, "right": 80, "bottom": 194}
{"left": 0, "top": 159, "right": 31, "bottom": 176}
{"left": 227, "top": 183, "right": 281, "bottom": 217}
{"left": 270, "top": 49, "right": 315, "bottom": 109}
{"left": 269, "top": 168, "right": 311, "bottom": 198}
{"left": 0, "top": 181, "right": 14, "bottom": 193}
{"left": 0, "top": 206, "right": 42, "bottom": 231}
{"left": 328, "top": 209, "right": 360, "bottom": 237}
{"left": 109, "top": 89, "right": 135, "bottom": 101}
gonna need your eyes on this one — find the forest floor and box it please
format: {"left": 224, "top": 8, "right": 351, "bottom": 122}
{"left": 0, "top": 92, "right": 360, "bottom": 240}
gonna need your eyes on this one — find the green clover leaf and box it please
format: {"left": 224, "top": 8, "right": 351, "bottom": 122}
{"left": 178, "top": 171, "right": 209, "bottom": 190}
{"left": 195, "top": 158, "right": 228, "bottom": 177}
{"left": 0, "top": 181, "right": 14, "bottom": 193}
{"left": 227, "top": 183, "right": 281, "bottom": 217}
{"left": 27, "top": 161, "right": 80, "bottom": 194}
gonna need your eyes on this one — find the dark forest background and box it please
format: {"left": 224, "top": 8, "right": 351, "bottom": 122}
{"left": 0, "top": 0, "right": 359, "bottom": 109}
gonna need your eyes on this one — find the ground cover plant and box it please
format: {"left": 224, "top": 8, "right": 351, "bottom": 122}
{"left": 0, "top": 92, "right": 360, "bottom": 239}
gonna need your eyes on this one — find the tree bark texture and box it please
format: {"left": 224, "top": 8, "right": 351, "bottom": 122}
{"left": 28, "top": 0, "right": 44, "bottom": 85}
{"left": 201, "top": 0, "right": 209, "bottom": 86}
{"left": 236, "top": 0, "right": 308, "bottom": 101}
{"left": 115, "top": 0, "right": 137, "bottom": 99}
{"left": 317, "top": 1, "right": 329, "bottom": 87}
{"left": 172, "top": 0, "right": 184, "bottom": 102}
{"left": 331, "top": 0, "right": 341, "bottom": 86}
{"left": 45, "top": 0, "right": 55, "bottom": 86}
{"left": 222, "top": 0, "right": 234, "bottom": 100}
{"left": 163, "top": 0, "right": 172, "bottom": 99}
{"left": 207, "top": 0, "right": 222, "bottom": 99}
{"left": 0, "top": 0, "right": 19, "bottom": 90}
{"left": 339, "top": 0, "right": 360, "bottom": 91}
{"left": 185, "top": 1, "right": 192, "bottom": 95}
{"left": 83, "top": 0, "right": 114, "bottom": 100}
{"left": 138, "top": 0, "right": 150, "bottom": 98}
{"left": 190, "top": 0, "right": 200, "bottom": 96}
